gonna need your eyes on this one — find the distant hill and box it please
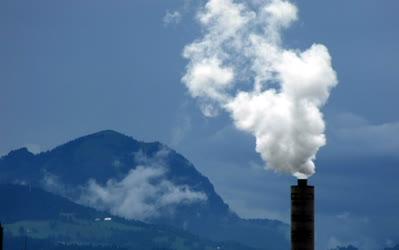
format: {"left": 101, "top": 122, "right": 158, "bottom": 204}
{"left": 330, "top": 246, "right": 358, "bottom": 250}
{"left": 0, "top": 184, "right": 105, "bottom": 223}
{"left": 385, "top": 245, "right": 399, "bottom": 250}
{"left": 0, "top": 130, "right": 289, "bottom": 250}
{"left": 4, "top": 236, "right": 128, "bottom": 250}
{"left": 330, "top": 244, "right": 399, "bottom": 250}
{"left": 0, "top": 184, "right": 255, "bottom": 250}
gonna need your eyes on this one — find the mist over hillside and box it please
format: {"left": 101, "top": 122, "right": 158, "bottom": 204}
{"left": 0, "top": 130, "right": 288, "bottom": 250}
{"left": 0, "top": 184, "right": 256, "bottom": 250}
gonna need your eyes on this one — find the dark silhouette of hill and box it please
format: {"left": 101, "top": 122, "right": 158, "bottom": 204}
{"left": 0, "top": 184, "right": 255, "bottom": 250}
{"left": 385, "top": 245, "right": 399, "bottom": 250}
{"left": 0, "top": 130, "right": 288, "bottom": 250}
{"left": 4, "top": 236, "right": 128, "bottom": 250}
{"left": 330, "top": 245, "right": 358, "bottom": 250}
{"left": 0, "top": 184, "right": 105, "bottom": 223}
{"left": 330, "top": 244, "right": 399, "bottom": 250}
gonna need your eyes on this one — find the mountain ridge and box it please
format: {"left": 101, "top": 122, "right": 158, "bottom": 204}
{"left": 0, "top": 183, "right": 256, "bottom": 250}
{"left": 0, "top": 130, "right": 289, "bottom": 250}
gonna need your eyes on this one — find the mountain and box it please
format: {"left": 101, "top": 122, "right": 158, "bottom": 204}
{"left": 0, "top": 184, "right": 255, "bottom": 250}
{"left": 0, "top": 184, "right": 105, "bottom": 223}
{"left": 330, "top": 244, "right": 399, "bottom": 250}
{"left": 385, "top": 245, "right": 399, "bottom": 250}
{"left": 4, "top": 237, "right": 127, "bottom": 250}
{"left": 330, "top": 246, "right": 359, "bottom": 250}
{"left": 0, "top": 130, "right": 289, "bottom": 250}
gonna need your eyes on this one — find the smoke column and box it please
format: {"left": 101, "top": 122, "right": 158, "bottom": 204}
{"left": 182, "top": 0, "right": 338, "bottom": 178}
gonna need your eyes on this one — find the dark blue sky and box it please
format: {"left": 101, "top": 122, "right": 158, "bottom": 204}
{"left": 1, "top": 1, "right": 398, "bottom": 249}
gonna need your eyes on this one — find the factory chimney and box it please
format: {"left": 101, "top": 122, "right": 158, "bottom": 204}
{"left": 291, "top": 179, "right": 314, "bottom": 250}
{"left": 0, "top": 223, "right": 3, "bottom": 250}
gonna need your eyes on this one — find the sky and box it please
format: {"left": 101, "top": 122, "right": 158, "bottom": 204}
{"left": 1, "top": 0, "right": 399, "bottom": 249}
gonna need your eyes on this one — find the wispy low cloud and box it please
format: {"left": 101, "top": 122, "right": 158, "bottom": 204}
{"left": 327, "top": 237, "right": 360, "bottom": 250}
{"left": 169, "top": 102, "right": 192, "bottom": 147}
{"left": 77, "top": 149, "right": 206, "bottom": 221}
{"left": 163, "top": 0, "right": 194, "bottom": 26}
{"left": 328, "top": 113, "right": 399, "bottom": 157}
{"left": 322, "top": 212, "right": 376, "bottom": 250}
{"left": 41, "top": 170, "right": 69, "bottom": 196}
{"left": 170, "top": 116, "right": 191, "bottom": 147}
{"left": 163, "top": 10, "right": 182, "bottom": 26}
{"left": 39, "top": 147, "right": 207, "bottom": 221}
{"left": 24, "top": 143, "right": 42, "bottom": 154}
{"left": 79, "top": 165, "right": 207, "bottom": 221}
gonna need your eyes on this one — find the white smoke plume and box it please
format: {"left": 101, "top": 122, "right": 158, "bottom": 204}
{"left": 182, "top": 0, "right": 338, "bottom": 178}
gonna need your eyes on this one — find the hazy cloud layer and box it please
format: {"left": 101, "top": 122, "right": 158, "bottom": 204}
{"left": 40, "top": 148, "right": 207, "bottom": 221}
{"left": 327, "top": 113, "right": 399, "bottom": 157}
{"left": 163, "top": 10, "right": 182, "bottom": 25}
{"left": 78, "top": 149, "right": 207, "bottom": 221}
{"left": 182, "top": 0, "right": 338, "bottom": 178}
{"left": 170, "top": 115, "right": 192, "bottom": 147}
{"left": 163, "top": 0, "right": 195, "bottom": 26}
{"left": 24, "top": 143, "right": 42, "bottom": 154}
{"left": 79, "top": 165, "right": 206, "bottom": 220}
{"left": 41, "top": 170, "right": 70, "bottom": 196}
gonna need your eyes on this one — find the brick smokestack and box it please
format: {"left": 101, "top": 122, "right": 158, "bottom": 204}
{"left": 291, "top": 179, "right": 314, "bottom": 250}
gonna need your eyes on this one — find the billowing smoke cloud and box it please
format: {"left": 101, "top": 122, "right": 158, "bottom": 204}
{"left": 182, "top": 0, "right": 338, "bottom": 178}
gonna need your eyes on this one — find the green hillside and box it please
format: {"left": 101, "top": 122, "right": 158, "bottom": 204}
{"left": 0, "top": 184, "right": 255, "bottom": 250}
